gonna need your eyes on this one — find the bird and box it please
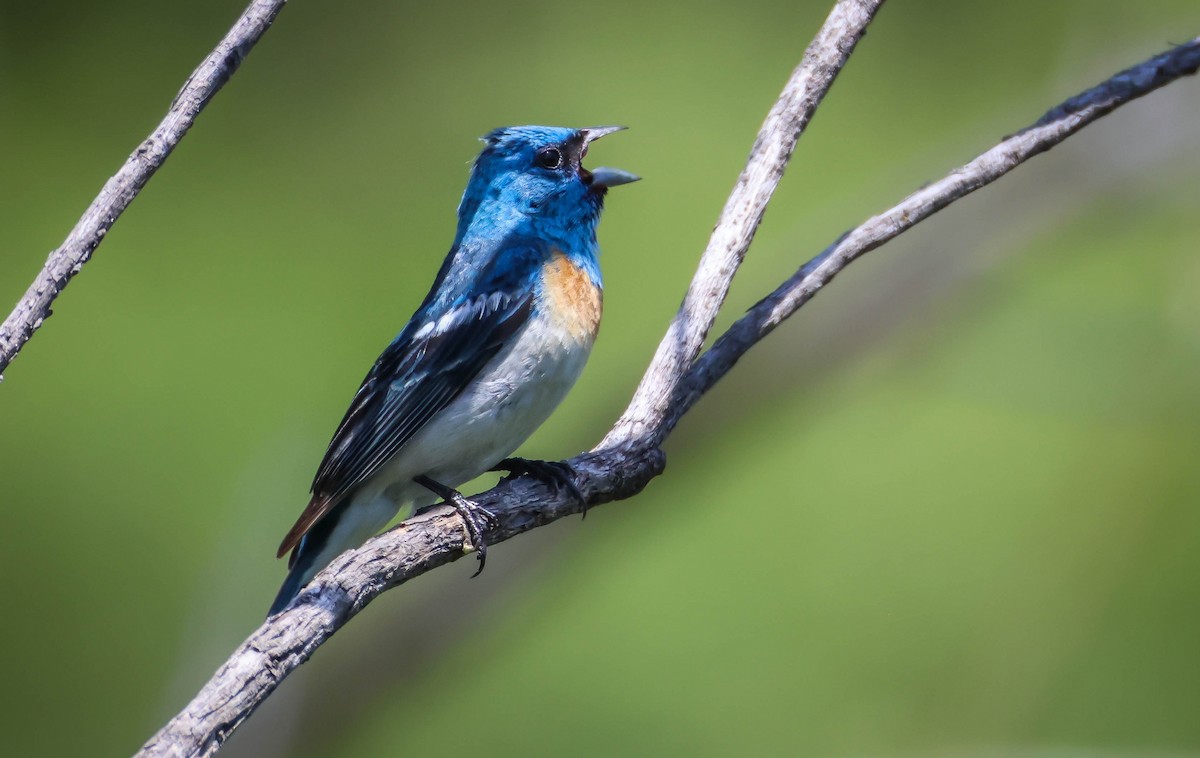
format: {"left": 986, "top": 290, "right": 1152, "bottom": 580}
{"left": 268, "top": 125, "right": 638, "bottom": 616}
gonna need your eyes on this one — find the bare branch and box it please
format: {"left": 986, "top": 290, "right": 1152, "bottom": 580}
{"left": 134, "top": 27, "right": 1200, "bottom": 758}
{"left": 600, "top": 0, "right": 885, "bottom": 449}
{"left": 136, "top": 443, "right": 665, "bottom": 758}
{"left": 0, "top": 0, "right": 287, "bottom": 379}
{"left": 664, "top": 36, "right": 1200, "bottom": 433}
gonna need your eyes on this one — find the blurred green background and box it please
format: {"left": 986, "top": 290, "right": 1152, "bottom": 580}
{"left": 2, "top": 1, "right": 1199, "bottom": 755}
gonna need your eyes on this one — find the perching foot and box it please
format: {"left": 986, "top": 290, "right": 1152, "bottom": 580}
{"left": 414, "top": 475, "right": 495, "bottom": 577}
{"left": 492, "top": 457, "right": 588, "bottom": 516}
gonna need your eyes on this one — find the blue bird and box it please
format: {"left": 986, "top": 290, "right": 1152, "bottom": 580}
{"left": 269, "top": 125, "right": 638, "bottom": 616}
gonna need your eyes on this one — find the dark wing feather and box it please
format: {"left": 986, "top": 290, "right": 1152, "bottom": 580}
{"left": 276, "top": 288, "right": 533, "bottom": 558}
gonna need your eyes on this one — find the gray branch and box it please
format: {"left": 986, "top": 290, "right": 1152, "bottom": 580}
{"left": 600, "top": 0, "right": 884, "bottom": 450}
{"left": 666, "top": 36, "right": 1200, "bottom": 435}
{"left": 0, "top": 0, "right": 287, "bottom": 379}
{"left": 133, "top": 13, "right": 1198, "bottom": 758}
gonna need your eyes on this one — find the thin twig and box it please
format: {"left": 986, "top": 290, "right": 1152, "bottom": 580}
{"left": 133, "top": 29, "right": 1200, "bottom": 758}
{"left": 0, "top": 0, "right": 287, "bottom": 379}
{"left": 600, "top": 0, "right": 885, "bottom": 450}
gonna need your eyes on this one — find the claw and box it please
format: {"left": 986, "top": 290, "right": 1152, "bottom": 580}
{"left": 492, "top": 457, "right": 588, "bottom": 516}
{"left": 414, "top": 475, "right": 494, "bottom": 577}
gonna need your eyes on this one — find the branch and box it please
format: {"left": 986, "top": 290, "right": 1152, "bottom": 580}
{"left": 0, "top": 0, "right": 287, "bottom": 380}
{"left": 665, "top": 36, "right": 1200, "bottom": 434}
{"left": 135, "top": 25, "right": 1200, "bottom": 758}
{"left": 600, "top": 0, "right": 885, "bottom": 449}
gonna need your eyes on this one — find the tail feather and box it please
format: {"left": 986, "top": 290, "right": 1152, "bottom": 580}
{"left": 267, "top": 498, "right": 350, "bottom": 617}
{"left": 268, "top": 494, "right": 410, "bottom": 617}
{"left": 268, "top": 553, "right": 315, "bottom": 616}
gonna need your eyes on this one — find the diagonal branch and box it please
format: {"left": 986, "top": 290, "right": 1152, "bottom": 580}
{"left": 135, "top": 27, "right": 1200, "bottom": 758}
{"left": 665, "top": 36, "right": 1200, "bottom": 435}
{"left": 600, "top": 0, "right": 885, "bottom": 450}
{"left": 0, "top": 0, "right": 288, "bottom": 380}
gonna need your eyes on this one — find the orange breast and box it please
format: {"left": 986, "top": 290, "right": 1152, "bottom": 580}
{"left": 541, "top": 251, "right": 603, "bottom": 342}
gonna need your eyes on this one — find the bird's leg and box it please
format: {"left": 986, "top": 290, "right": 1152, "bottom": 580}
{"left": 414, "top": 475, "right": 495, "bottom": 578}
{"left": 491, "top": 457, "right": 588, "bottom": 516}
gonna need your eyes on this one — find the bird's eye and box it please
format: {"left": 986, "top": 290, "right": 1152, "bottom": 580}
{"left": 536, "top": 147, "right": 563, "bottom": 170}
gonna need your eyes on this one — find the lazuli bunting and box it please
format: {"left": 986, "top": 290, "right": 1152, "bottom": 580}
{"left": 269, "top": 125, "right": 637, "bottom": 616}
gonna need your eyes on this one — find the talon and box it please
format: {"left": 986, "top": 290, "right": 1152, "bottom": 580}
{"left": 414, "top": 475, "right": 494, "bottom": 577}
{"left": 492, "top": 457, "right": 587, "bottom": 515}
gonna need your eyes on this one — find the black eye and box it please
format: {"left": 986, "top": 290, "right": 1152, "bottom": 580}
{"left": 536, "top": 147, "right": 563, "bottom": 170}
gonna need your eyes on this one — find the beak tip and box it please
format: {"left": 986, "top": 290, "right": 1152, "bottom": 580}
{"left": 580, "top": 125, "right": 628, "bottom": 144}
{"left": 589, "top": 166, "right": 640, "bottom": 188}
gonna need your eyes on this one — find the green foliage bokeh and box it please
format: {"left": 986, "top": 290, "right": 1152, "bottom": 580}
{"left": 1, "top": 1, "right": 1199, "bottom": 755}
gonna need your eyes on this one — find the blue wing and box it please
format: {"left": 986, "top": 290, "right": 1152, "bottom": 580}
{"left": 277, "top": 241, "right": 542, "bottom": 559}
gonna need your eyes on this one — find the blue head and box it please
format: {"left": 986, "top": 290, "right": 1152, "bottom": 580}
{"left": 454, "top": 125, "right": 638, "bottom": 249}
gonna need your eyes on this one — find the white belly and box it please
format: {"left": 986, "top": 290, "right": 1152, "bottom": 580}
{"left": 415, "top": 315, "right": 589, "bottom": 479}
{"left": 362, "top": 307, "right": 595, "bottom": 509}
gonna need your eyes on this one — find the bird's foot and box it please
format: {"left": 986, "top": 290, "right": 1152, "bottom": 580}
{"left": 414, "top": 475, "right": 495, "bottom": 577}
{"left": 492, "top": 457, "right": 588, "bottom": 516}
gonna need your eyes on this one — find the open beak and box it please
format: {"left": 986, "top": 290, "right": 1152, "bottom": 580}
{"left": 579, "top": 125, "right": 640, "bottom": 190}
